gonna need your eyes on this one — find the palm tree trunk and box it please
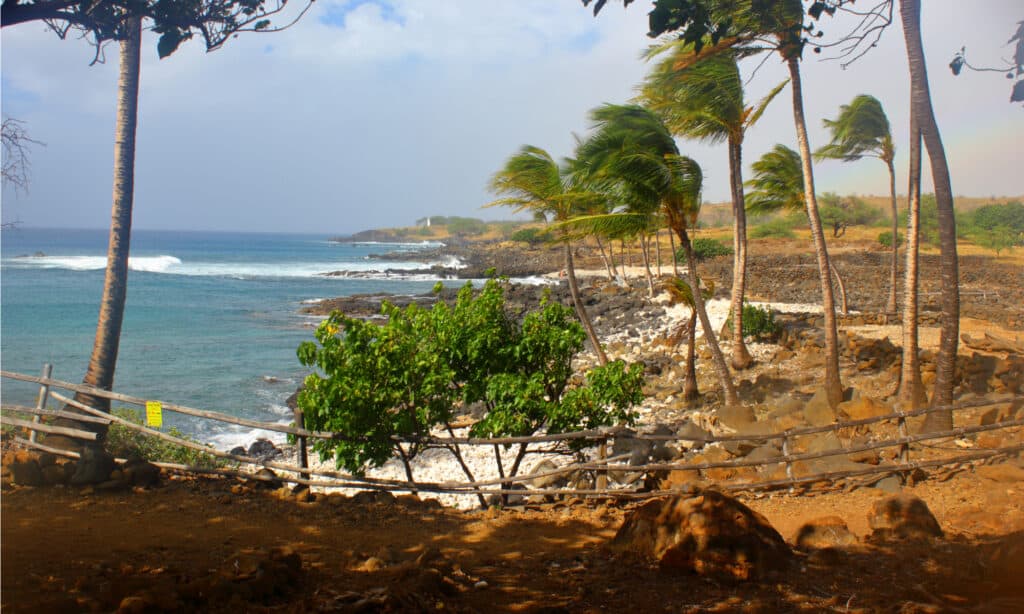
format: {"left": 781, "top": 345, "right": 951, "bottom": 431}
{"left": 565, "top": 241, "right": 608, "bottom": 366}
{"left": 787, "top": 56, "right": 844, "bottom": 408}
{"left": 677, "top": 228, "right": 739, "bottom": 406}
{"left": 885, "top": 157, "right": 900, "bottom": 318}
{"left": 683, "top": 312, "right": 699, "bottom": 400}
{"left": 901, "top": 0, "right": 959, "bottom": 428}
{"left": 727, "top": 135, "right": 753, "bottom": 369}
{"left": 594, "top": 236, "right": 616, "bottom": 280}
{"left": 72, "top": 17, "right": 142, "bottom": 438}
{"left": 899, "top": 113, "right": 927, "bottom": 409}
{"left": 830, "top": 262, "right": 848, "bottom": 315}
{"left": 669, "top": 230, "right": 679, "bottom": 276}
{"left": 655, "top": 229, "right": 663, "bottom": 276}
{"left": 640, "top": 233, "right": 656, "bottom": 297}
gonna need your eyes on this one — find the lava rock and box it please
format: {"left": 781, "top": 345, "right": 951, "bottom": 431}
{"left": 613, "top": 490, "right": 791, "bottom": 581}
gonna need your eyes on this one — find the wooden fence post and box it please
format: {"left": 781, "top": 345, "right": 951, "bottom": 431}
{"left": 293, "top": 406, "right": 309, "bottom": 480}
{"left": 29, "top": 363, "right": 53, "bottom": 444}
{"left": 596, "top": 437, "right": 608, "bottom": 492}
{"left": 781, "top": 432, "right": 794, "bottom": 492}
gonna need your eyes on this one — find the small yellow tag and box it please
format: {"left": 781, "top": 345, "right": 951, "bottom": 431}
{"left": 145, "top": 401, "right": 163, "bottom": 428}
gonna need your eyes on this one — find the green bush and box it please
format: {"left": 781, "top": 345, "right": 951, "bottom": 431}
{"left": 676, "top": 237, "right": 733, "bottom": 263}
{"left": 510, "top": 227, "right": 547, "bottom": 245}
{"left": 818, "top": 193, "right": 882, "bottom": 237}
{"left": 750, "top": 217, "right": 797, "bottom": 239}
{"left": 297, "top": 279, "right": 644, "bottom": 476}
{"left": 106, "top": 408, "right": 225, "bottom": 468}
{"left": 961, "top": 201, "right": 1024, "bottom": 253}
{"left": 877, "top": 230, "right": 904, "bottom": 248}
{"left": 724, "top": 303, "right": 780, "bottom": 339}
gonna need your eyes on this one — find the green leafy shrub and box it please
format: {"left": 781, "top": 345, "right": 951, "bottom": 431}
{"left": 677, "top": 237, "right": 733, "bottom": 263}
{"left": 818, "top": 193, "right": 882, "bottom": 237}
{"left": 961, "top": 201, "right": 1023, "bottom": 253}
{"left": 106, "top": 408, "right": 225, "bottom": 468}
{"left": 750, "top": 217, "right": 797, "bottom": 239}
{"left": 510, "top": 227, "right": 547, "bottom": 245}
{"left": 724, "top": 303, "right": 780, "bottom": 340}
{"left": 297, "top": 279, "right": 643, "bottom": 477}
{"left": 877, "top": 230, "right": 903, "bottom": 248}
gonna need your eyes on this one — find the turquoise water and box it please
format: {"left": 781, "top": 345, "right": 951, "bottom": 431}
{"left": 1, "top": 228, "right": 456, "bottom": 449}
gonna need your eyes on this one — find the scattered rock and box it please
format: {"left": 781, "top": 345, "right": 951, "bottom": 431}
{"left": 612, "top": 490, "right": 791, "bottom": 581}
{"left": 868, "top": 494, "right": 942, "bottom": 540}
{"left": 247, "top": 439, "right": 283, "bottom": 461}
{"left": 123, "top": 455, "right": 160, "bottom": 488}
{"left": 793, "top": 516, "right": 858, "bottom": 549}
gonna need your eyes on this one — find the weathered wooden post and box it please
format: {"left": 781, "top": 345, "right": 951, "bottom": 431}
{"left": 29, "top": 363, "right": 53, "bottom": 444}
{"left": 293, "top": 405, "right": 309, "bottom": 480}
{"left": 596, "top": 437, "right": 608, "bottom": 492}
{"left": 781, "top": 431, "right": 794, "bottom": 493}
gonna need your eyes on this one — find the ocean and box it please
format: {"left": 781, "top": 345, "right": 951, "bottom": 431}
{"left": 1, "top": 227, "right": 463, "bottom": 450}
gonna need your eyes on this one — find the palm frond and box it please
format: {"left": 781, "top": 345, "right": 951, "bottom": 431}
{"left": 745, "top": 144, "right": 804, "bottom": 215}
{"left": 814, "top": 94, "right": 893, "bottom": 163}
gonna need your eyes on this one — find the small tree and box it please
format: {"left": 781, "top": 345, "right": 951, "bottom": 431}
{"left": 297, "top": 279, "right": 643, "bottom": 501}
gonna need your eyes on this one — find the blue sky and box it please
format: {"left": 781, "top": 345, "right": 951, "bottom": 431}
{"left": 1, "top": 0, "right": 1022, "bottom": 233}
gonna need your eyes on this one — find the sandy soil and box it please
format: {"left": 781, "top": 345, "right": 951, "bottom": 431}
{"left": 3, "top": 458, "right": 1023, "bottom": 613}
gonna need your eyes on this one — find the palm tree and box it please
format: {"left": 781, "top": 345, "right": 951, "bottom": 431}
{"left": 745, "top": 144, "right": 805, "bottom": 216}
{"left": 663, "top": 276, "right": 714, "bottom": 400}
{"left": 72, "top": 17, "right": 142, "bottom": 437}
{"left": 900, "top": 0, "right": 959, "bottom": 430}
{"left": 745, "top": 144, "right": 850, "bottom": 315}
{"left": 815, "top": 94, "right": 899, "bottom": 318}
{"left": 486, "top": 145, "right": 609, "bottom": 366}
{"left": 899, "top": 116, "right": 928, "bottom": 410}
{"left": 576, "top": 104, "right": 739, "bottom": 406}
{"left": 638, "top": 44, "right": 786, "bottom": 371}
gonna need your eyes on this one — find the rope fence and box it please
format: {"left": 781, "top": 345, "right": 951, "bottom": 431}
{"left": 2, "top": 366, "right": 1021, "bottom": 502}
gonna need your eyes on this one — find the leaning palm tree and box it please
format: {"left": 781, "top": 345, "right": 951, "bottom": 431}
{"left": 815, "top": 94, "right": 899, "bottom": 317}
{"left": 638, "top": 43, "right": 786, "bottom": 370}
{"left": 576, "top": 104, "right": 739, "bottom": 406}
{"left": 901, "top": 0, "right": 959, "bottom": 430}
{"left": 663, "top": 276, "right": 714, "bottom": 401}
{"left": 486, "top": 145, "right": 609, "bottom": 366}
{"left": 70, "top": 17, "right": 142, "bottom": 442}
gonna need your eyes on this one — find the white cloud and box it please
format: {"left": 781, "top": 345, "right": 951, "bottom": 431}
{"left": 1, "top": 0, "right": 1021, "bottom": 232}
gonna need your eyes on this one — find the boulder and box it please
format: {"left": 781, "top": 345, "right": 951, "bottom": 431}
{"left": 677, "top": 420, "right": 712, "bottom": 450}
{"left": 70, "top": 446, "right": 116, "bottom": 486}
{"left": 793, "top": 516, "right": 858, "bottom": 549}
{"left": 717, "top": 404, "right": 756, "bottom": 430}
{"left": 868, "top": 494, "right": 942, "bottom": 540}
{"left": 9, "top": 458, "right": 44, "bottom": 486}
{"left": 987, "top": 531, "right": 1024, "bottom": 594}
{"left": 247, "top": 439, "right": 282, "bottom": 461}
{"left": 838, "top": 394, "right": 892, "bottom": 421}
{"left": 41, "top": 464, "right": 68, "bottom": 486}
{"left": 803, "top": 389, "right": 838, "bottom": 426}
{"left": 123, "top": 455, "right": 161, "bottom": 487}
{"left": 612, "top": 491, "right": 791, "bottom": 581}
{"left": 527, "top": 459, "right": 572, "bottom": 489}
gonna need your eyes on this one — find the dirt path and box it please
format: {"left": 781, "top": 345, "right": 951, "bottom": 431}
{"left": 4, "top": 458, "right": 1023, "bottom": 613}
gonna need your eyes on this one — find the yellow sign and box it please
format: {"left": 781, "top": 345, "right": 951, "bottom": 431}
{"left": 145, "top": 401, "right": 163, "bottom": 428}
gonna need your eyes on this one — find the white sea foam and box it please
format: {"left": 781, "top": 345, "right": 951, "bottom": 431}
{"left": 350, "top": 240, "right": 446, "bottom": 248}
{"left": 5, "top": 255, "right": 466, "bottom": 279}
{"left": 6, "top": 254, "right": 183, "bottom": 273}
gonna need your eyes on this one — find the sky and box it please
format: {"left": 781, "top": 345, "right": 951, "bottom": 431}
{"left": 1, "top": 0, "right": 1022, "bottom": 234}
